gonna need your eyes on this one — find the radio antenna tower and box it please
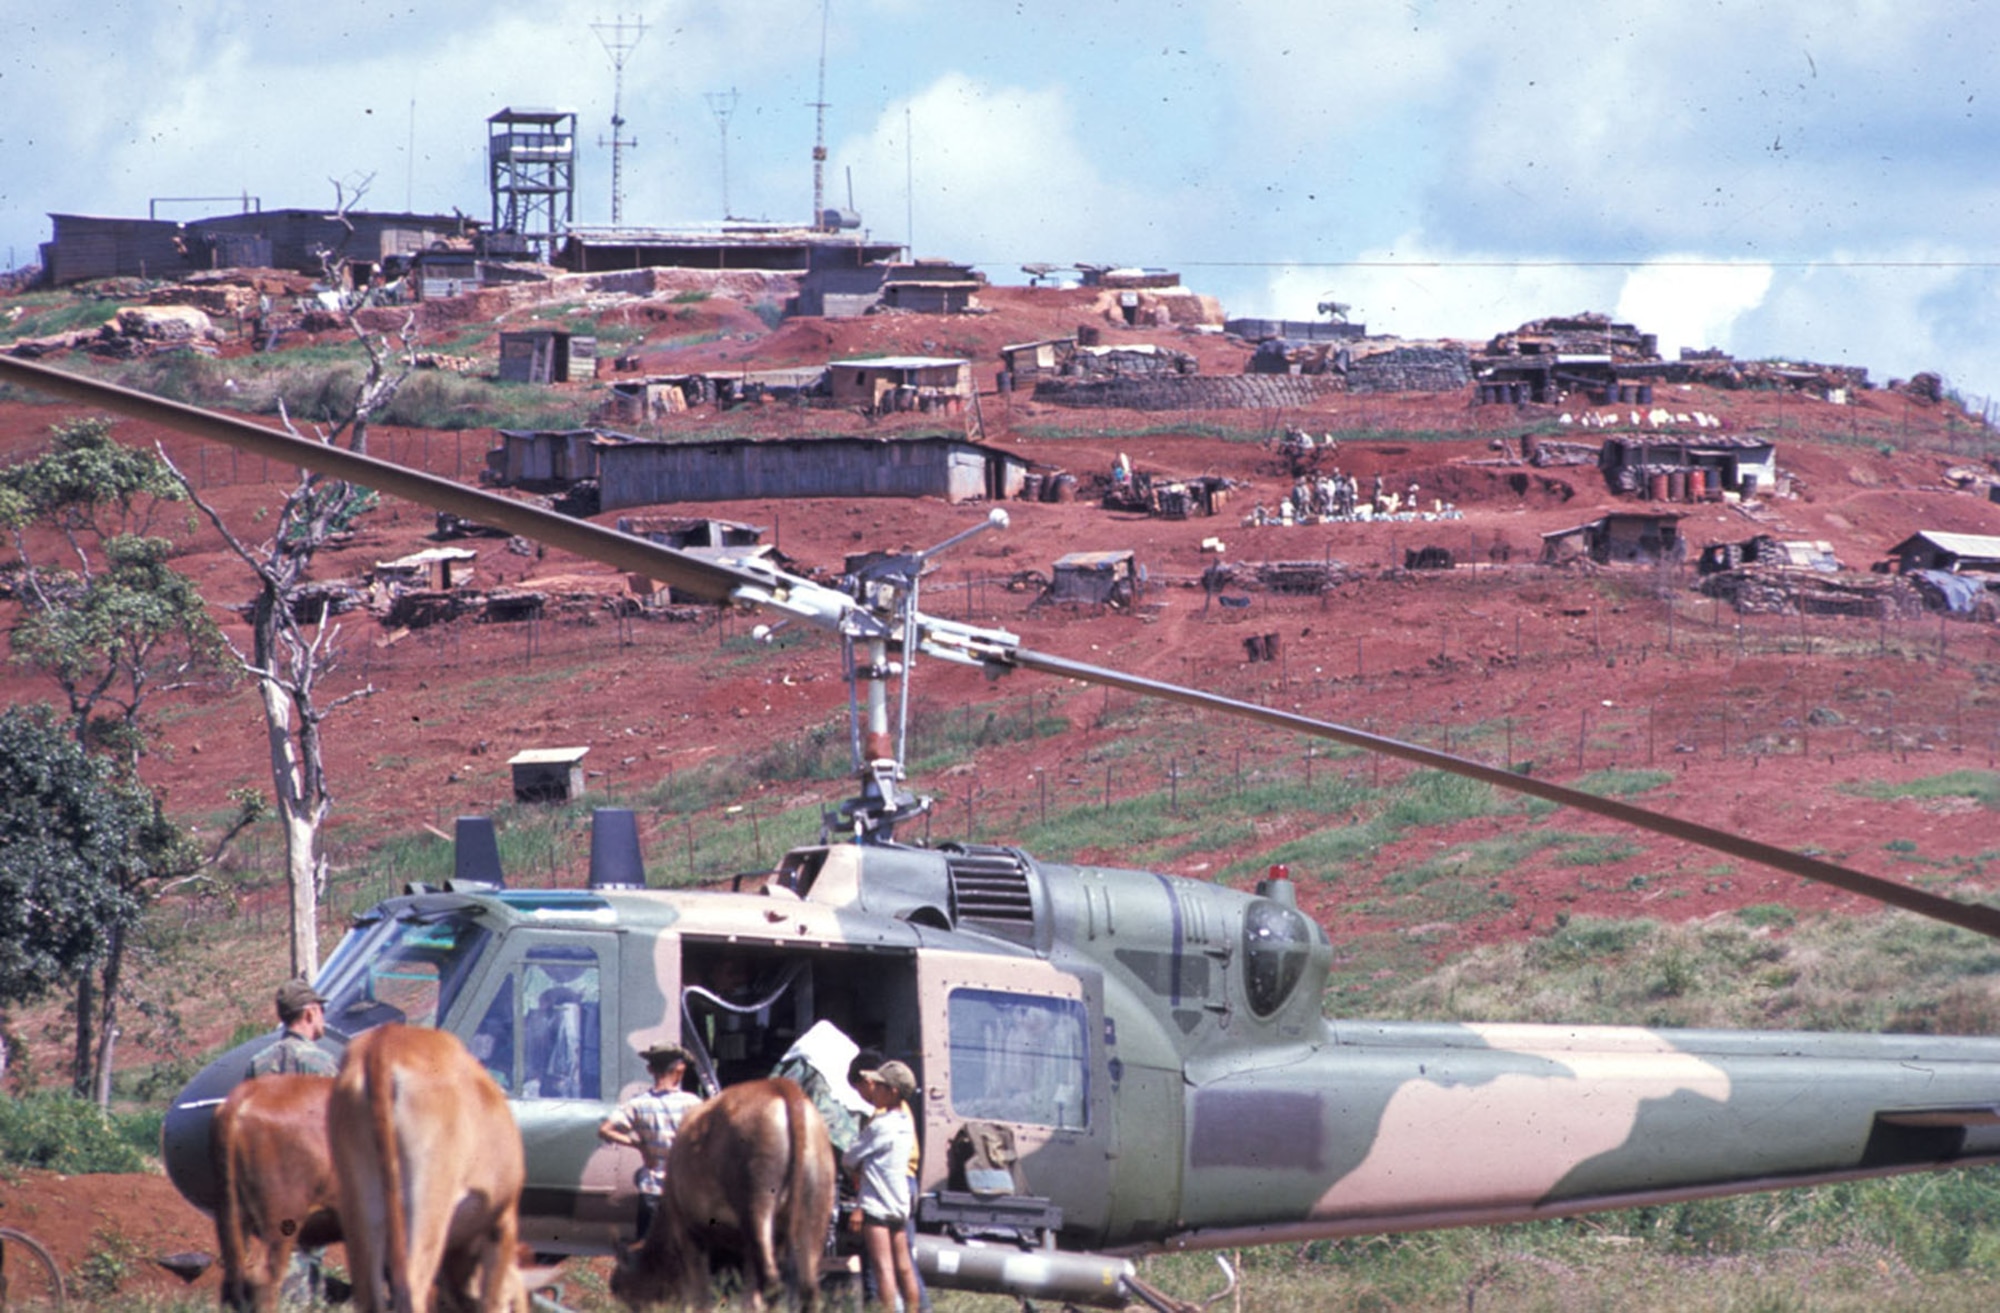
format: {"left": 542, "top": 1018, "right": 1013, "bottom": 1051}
{"left": 810, "top": 0, "right": 831, "bottom": 229}
{"left": 593, "top": 13, "right": 646, "bottom": 227}
{"left": 706, "top": 88, "right": 739, "bottom": 220}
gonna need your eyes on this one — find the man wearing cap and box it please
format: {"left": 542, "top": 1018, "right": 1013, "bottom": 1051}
{"left": 598, "top": 1042, "right": 702, "bottom": 1240}
{"left": 246, "top": 978, "right": 338, "bottom": 1079}
{"left": 844, "top": 1059, "right": 922, "bottom": 1312}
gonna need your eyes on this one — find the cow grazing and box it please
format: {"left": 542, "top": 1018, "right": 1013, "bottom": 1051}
{"left": 330, "top": 1024, "right": 528, "bottom": 1313}
{"left": 615, "top": 1077, "right": 838, "bottom": 1312}
{"left": 212, "top": 1074, "right": 340, "bottom": 1313}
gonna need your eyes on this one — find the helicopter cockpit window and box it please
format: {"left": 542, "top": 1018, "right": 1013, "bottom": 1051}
{"left": 317, "top": 911, "right": 490, "bottom": 1038}
{"left": 947, "top": 989, "right": 1088, "bottom": 1130}
{"left": 520, "top": 948, "right": 601, "bottom": 1100}
{"left": 1242, "top": 900, "right": 1313, "bottom": 1018}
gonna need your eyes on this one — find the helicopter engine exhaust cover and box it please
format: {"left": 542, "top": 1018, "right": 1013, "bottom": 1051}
{"left": 453, "top": 816, "right": 504, "bottom": 889}
{"left": 589, "top": 808, "right": 646, "bottom": 889}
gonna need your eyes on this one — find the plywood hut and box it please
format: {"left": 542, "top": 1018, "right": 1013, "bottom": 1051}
{"left": 509, "top": 747, "right": 589, "bottom": 803}
{"left": 1045, "top": 550, "right": 1143, "bottom": 608}
{"left": 1541, "top": 512, "right": 1686, "bottom": 566}
{"left": 498, "top": 328, "right": 596, "bottom": 383}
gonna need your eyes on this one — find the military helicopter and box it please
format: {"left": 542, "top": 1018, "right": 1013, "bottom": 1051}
{"left": 7, "top": 355, "right": 2000, "bottom": 1309}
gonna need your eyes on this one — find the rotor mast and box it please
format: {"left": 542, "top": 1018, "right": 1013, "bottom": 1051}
{"left": 829, "top": 509, "right": 1011, "bottom": 844}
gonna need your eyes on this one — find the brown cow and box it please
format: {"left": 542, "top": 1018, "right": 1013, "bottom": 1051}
{"left": 614, "top": 1077, "right": 837, "bottom": 1312}
{"left": 212, "top": 1074, "right": 340, "bottom": 1313}
{"left": 329, "top": 1024, "right": 528, "bottom": 1313}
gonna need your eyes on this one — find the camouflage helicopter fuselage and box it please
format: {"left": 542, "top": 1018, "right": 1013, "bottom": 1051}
{"left": 167, "top": 836, "right": 2000, "bottom": 1269}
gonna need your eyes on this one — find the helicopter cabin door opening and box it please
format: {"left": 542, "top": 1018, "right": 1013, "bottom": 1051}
{"left": 677, "top": 936, "right": 922, "bottom": 1104}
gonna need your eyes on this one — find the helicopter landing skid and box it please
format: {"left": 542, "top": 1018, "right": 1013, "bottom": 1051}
{"left": 1122, "top": 1253, "right": 1235, "bottom": 1313}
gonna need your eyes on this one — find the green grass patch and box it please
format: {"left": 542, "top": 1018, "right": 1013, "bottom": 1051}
{"left": 1551, "top": 835, "right": 1644, "bottom": 867}
{"left": 1572, "top": 767, "right": 1673, "bottom": 797}
{"left": 1387, "top": 832, "right": 1572, "bottom": 888}
{"left": 1737, "top": 903, "right": 1799, "bottom": 929}
{"left": 1070, "top": 1173, "right": 2000, "bottom": 1311}
{"left": 107, "top": 350, "right": 602, "bottom": 431}
{"left": 1845, "top": 770, "right": 2000, "bottom": 809}
{"left": 1383, "top": 911, "right": 2000, "bottom": 1032}
{"left": 0, "top": 292, "right": 123, "bottom": 343}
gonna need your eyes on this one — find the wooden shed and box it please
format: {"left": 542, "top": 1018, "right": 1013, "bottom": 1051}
{"left": 826, "top": 356, "right": 972, "bottom": 415}
{"left": 488, "top": 428, "right": 618, "bottom": 487}
{"left": 1889, "top": 530, "right": 2000, "bottom": 576}
{"left": 1541, "top": 512, "right": 1686, "bottom": 566}
{"left": 499, "top": 328, "right": 596, "bottom": 383}
{"left": 509, "top": 747, "right": 589, "bottom": 803}
{"left": 1046, "top": 550, "right": 1143, "bottom": 607}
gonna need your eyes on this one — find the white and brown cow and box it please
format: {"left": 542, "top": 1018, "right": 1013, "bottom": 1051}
{"left": 329, "top": 1024, "right": 528, "bottom": 1313}
{"left": 614, "top": 1077, "right": 837, "bottom": 1312}
{"left": 212, "top": 1073, "right": 341, "bottom": 1313}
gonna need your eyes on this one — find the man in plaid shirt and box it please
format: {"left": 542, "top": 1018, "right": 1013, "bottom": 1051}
{"left": 597, "top": 1042, "right": 703, "bottom": 1240}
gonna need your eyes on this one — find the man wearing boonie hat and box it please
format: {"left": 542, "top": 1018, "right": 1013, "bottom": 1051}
{"left": 598, "top": 1041, "right": 702, "bottom": 1240}
{"left": 246, "top": 977, "right": 337, "bottom": 1078}
{"left": 844, "top": 1059, "right": 922, "bottom": 1312}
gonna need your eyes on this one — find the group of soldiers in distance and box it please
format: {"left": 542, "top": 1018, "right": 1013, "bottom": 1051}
{"left": 1246, "top": 470, "right": 1459, "bottom": 527}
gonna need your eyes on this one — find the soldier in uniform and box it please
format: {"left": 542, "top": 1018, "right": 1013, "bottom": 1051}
{"left": 246, "top": 978, "right": 337, "bottom": 1079}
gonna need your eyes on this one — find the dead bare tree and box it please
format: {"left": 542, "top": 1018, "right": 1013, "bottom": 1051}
{"left": 172, "top": 175, "right": 417, "bottom": 978}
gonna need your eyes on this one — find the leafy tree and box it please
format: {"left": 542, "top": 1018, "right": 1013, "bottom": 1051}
{"left": 0, "top": 418, "right": 234, "bottom": 1097}
{"left": 0, "top": 416, "right": 227, "bottom": 767}
{"left": 0, "top": 705, "right": 145, "bottom": 1086}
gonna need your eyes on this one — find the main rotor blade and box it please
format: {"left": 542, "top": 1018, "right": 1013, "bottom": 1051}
{"left": 1011, "top": 647, "right": 2000, "bottom": 941}
{"left": 13, "top": 357, "right": 1990, "bottom": 938}
{"left": 0, "top": 356, "right": 756, "bottom": 605}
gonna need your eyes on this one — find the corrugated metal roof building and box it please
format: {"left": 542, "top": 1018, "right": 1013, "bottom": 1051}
{"left": 40, "top": 207, "right": 469, "bottom": 286}
{"left": 1890, "top": 530, "right": 2000, "bottom": 575}
{"left": 596, "top": 433, "right": 1027, "bottom": 510}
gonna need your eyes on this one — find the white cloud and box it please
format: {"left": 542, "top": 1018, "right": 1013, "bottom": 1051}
{"left": 1256, "top": 239, "right": 1619, "bottom": 342}
{"left": 836, "top": 72, "right": 1145, "bottom": 263}
{"left": 1614, "top": 261, "right": 1774, "bottom": 359}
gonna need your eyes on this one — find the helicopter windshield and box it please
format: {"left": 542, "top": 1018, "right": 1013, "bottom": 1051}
{"left": 317, "top": 907, "right": 491, "bottom": 1039}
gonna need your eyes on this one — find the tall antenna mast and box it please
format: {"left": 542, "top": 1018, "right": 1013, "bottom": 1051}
{"left": 811, "top": 0, "right": 831, "bottom": 230}
{"left": 705, "top": 88, "right": 739, "bottom": 221}
{"left": 593, "top": 13, "right": 646, "bottom": 227}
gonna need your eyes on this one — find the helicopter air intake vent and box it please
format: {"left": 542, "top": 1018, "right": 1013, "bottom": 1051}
{"left": 943, "top": 844, "right": 1040, "bottom": 946}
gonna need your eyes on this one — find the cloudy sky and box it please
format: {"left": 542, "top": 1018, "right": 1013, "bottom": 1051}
{"left": 4, "top": 1, "right": 1997, "bottom": 405}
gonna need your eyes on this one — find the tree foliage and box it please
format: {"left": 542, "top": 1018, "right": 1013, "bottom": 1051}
{"left": 0, "top": 417, "right": 226, "bottom": 764}
{"left": 0, "top": 704, "right": 146, "bottom": 1009}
